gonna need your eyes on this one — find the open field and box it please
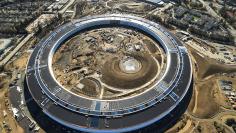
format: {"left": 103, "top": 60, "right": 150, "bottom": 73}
{"left": 188, "top": 79, "right": 221, "bottom": 119}
{"left": 186, "top": 44, "right": 236, "bottom": 118}
{"left": 190, "top": 49, "right": 236, "bottom": 80}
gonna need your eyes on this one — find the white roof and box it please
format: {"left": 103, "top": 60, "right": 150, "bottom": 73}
{"left": 12, "top": 107, "right": 19, "bottom": 117}
{"left": 146, "top": 0, "right": 163, "bottom": 4}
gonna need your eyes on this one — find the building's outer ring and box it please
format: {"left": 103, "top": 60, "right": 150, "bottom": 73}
{"left": 26, "top": 14, "right": 193, "bottom": 132}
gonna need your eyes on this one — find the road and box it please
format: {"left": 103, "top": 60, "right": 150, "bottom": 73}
{"left": 59, "top": 0, "right": 76, "bottom": 14}
{"left": 0, "top": 33, "right": 34, "bottom": 66}
{"left": 186, "top": 108, "right": 236, "bottom": 133}
{"left": 147, "top": 3, "right": 172, "bottom": 16}
{"left": 0, "top": 0, "right": 75, "bottom": 67}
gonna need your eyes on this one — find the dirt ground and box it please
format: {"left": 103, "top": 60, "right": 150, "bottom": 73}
{"left": 188, "top": 79, "right": 221, "bottom": 119}
{"left": 166, "top": 115, "right": 197, "bottom": 133}
{"left": 0, "top": 75, "right": 24, "bottom": 133}
{"left": 190, "top": 49, "right": 236, "bottom": 80}
{"left": 11, "top": 53, "right": 30, "bottom": 70}
{"left": 220, "top": 114, "right": 236, "bottom": 124}
{"left": 186, "top": 45, "right": 236, "bottom": 118}
{"left": 199, "top": 121, "right": 233, "bottom": 133}
{"left": 167, "top": 43, "right": 236, "bottom": 132}
{"left": 52, "top": 27, "right": 164, "bottom": 99}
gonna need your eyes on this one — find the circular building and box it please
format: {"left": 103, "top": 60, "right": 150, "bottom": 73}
{"left": 26, "top": 14, "right": 193, "bottom": 133}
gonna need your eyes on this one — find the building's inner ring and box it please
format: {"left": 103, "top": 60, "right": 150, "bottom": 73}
{"left": 52, "top": 27, "right": 166, "bottom": 100}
